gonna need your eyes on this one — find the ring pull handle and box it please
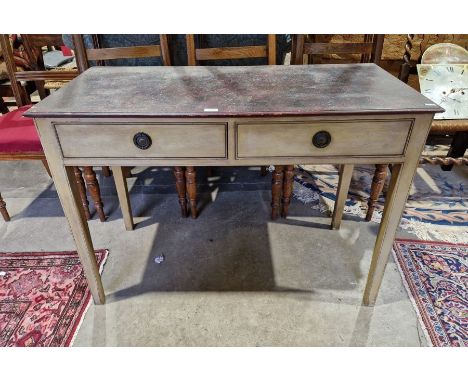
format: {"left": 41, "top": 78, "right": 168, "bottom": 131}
{"left": 133, "top": 132, "right": 152, "bottom": 150}
{"left": 312, "top": 131, "right": 331, "bottom": 148}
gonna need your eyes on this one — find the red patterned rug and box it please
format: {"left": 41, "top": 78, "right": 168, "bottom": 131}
{"left": 393, "top": 239, "right": 467, "bottom": 347}
{"left": 0, "top": 250, "right": 108, "bottom": 347}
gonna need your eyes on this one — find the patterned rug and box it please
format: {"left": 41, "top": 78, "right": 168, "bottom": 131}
{"left": 392, "top": 239, "right": 467, "bottom": 347}
{"left": 0, "top": 250, "right": 108, "bottom": 347}
{"left": 294, "top": 162, "right": 468, "bottom": 243}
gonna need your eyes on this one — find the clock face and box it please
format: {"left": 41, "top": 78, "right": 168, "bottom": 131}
{"left": 417, "top": 64, "right": 468, "bottom": 120}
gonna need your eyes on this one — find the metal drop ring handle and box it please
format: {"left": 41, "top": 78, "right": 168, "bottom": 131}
{"left": 312, "top": 131, "right": 331, "bottom": 148}
{"left": 133, "top": 132, "right": 152, "bottom": 150}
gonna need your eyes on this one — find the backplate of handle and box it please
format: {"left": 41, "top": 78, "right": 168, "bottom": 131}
{"left": 133, "top": 132, "right": 152, "bottom": 150}
{"left": 312, "top": 131, "right": 331, "bottom": 148}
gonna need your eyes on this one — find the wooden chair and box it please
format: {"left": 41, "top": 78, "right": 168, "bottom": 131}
{"left": 1, "top": 35, "right": 37, "bottom": 112}
{"left": 21, "top": 34, "right": 114, "bottom": 221}
{"left": 70, "top": 34, "right": 180, "bottom": 223}
{"left": 0, "top": 34, "right": 91, "bottom": 222}
{"left": 366, "top": 34, "right": 468, "bottom": 221}
{"left": 291, "top": 34, "right": 384, "bottom": 66}
{"left": 289, "top": 35, "right": 385, "bottom": 223}
{"left": 185, "top": 34, "right": 277, "bottom": 218}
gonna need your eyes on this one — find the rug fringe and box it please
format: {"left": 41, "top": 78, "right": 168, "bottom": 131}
{"left": 68, "top": 249, "right": 109, "bottom": 347}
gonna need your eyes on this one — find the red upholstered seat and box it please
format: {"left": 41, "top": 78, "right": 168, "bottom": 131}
{"left": 0, "top": 105, "right": 43, "bottom": 153}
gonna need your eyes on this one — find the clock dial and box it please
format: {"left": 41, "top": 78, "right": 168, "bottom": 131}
{"left": 417, "top": 64, "right": 468, "bottom": 120}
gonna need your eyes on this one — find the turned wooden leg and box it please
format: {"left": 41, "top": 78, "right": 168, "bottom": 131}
{"left": 102, "top": 166, "right": 112, "bottom": 177}
{"left": 73, "top": 166, "right": 91, "bottom": 220}
{"left": 366, "top": 164, "right": 388, "bottom": 221}
{"left": 42, "top": 159, "right": 52, "bottom": 178}
{"left": 173, "top": 166, "right": 188, "bottom": 218}
{"left": 0, "top": 192, "right": 10, "bottom": 222}
{"left": 84, "top": 166, "right": 106, "bottom": 222}
{"left": 0, "top": 97, "right": 9, "bottom": 114}
{"left": 185, "top": 166, "right": 197, "bottom": 219}
{"left": 282, "top": 165, "right": 294, "bottom": 217}
{"left": 442, "top": 132, "right": 468, "bottom": 171}
{"left": 271, "top": 165, "right": 284, "bottom": 220}
{"left": 260, "top": 166, "right": 268, "bottom": 176}
{"left": 122, "top": 167, "right": 132, "bottom": 178}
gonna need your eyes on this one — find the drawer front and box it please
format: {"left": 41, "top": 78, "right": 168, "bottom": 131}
{"left": 55, "top": 123, "right": 227, "bottom": 158}
{"left": 236, "top": 119, "right": 413, "bottom": 158}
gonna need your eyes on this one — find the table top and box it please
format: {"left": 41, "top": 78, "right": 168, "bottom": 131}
{"left": 26, "top": 64, "right": 443, "bottom": 118}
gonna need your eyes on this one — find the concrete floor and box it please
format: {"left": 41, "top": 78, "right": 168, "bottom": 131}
{"left": 0, "top": 161, "right": 427, "bottom": 346}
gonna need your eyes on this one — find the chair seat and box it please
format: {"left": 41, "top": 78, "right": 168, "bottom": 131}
{"left": 0, "top": 105, "right": 43, "bottom": 153}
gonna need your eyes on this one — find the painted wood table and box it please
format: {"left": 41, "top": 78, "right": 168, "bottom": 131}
{"left": 25, "top": 64, "right": 442, "bottom": 306}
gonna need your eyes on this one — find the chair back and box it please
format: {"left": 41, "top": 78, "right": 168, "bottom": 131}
{"left": 292, "top": 34, "right": 384, "bottom": 65}
{"left": 71, "top": 34, "right": 171, "bottom": 72}
{"left": 186, "top": 34, "right": 276, "bottom": 66}
{"left": 0, "top": 34, "right": 77, "bottom": 107}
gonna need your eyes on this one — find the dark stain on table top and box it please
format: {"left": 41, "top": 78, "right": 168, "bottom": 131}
{"left": 25, "top": 64, "right": 444, "bottom": 118}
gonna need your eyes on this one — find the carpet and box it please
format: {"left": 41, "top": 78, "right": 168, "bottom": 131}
{"left": 294, "top": 163, "right": 468, "bottom": 243}
{"left": 0, "top": 249, "right": 108, "bottom": 347}
{"left": 392, "top": 239, "right": 467, "bottom": 347}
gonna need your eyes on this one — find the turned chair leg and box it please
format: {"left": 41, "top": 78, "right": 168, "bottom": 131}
{"left": 282, "top": 165, "right": 294, "bottom": 217}
{"left": 271, "top": 165, "right": 284, "bottom": 220}
{"left": 441, "top": 132, "right": 468, "bottom": 171}
{"left": 0, "top": 192, "right": 11, "bottom": 222}
{"left": 185, "top": 166, "right": 197, "bottom": 219}
{"left": 102, "top": 166, "right": 112, "bottom": 177}
{"left": 73, "top": 167, "right": 91, "bottom": 220}
{"left": 84, "top": 166, "right": 106, "bottom": 222}
{"left": 366, "top": 164, "right": 388, "bottom": 221}
{"left": 173, "top": 166, "right": 188, "bottom": 218}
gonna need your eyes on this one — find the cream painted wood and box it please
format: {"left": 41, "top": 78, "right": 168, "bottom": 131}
{"left": 363, "top": 114, "right": 434, "bottom": 306}
{"left": 331, "top": 164, "right": 354, "bottom": 230}
{"left": 236, "top": 119, "right": 413, "bottom": 158}
{"left": 34, "top": 119, "right": 105, "bottom": 304}
{"left": 33, "top": 112, "right": 435, "bottom": 306}
{"left": 55, "top": 123, "right": 227, "bottom": 159}
{"left": 26, "top": 65, "right": 441, "bottom": 308}
{"left": 112, "top": 166, "right": 134, "bottom": 231}
{"left": 38, "top": 115, "right": 419, "bottom": 167}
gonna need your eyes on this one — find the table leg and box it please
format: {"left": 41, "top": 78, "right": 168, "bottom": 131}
{"left": 271, "top": 165, "right": 284, "bottom": 220}
{"left": 53, "top": 165, "right": 105, "bottom": 304}
{"left": 186, "top": 166, "right": 197, "bottom": 219}
{"left": 281, "top": 165, "right": 294, "bottom": 218}
{"left": 173, "top": 166, "right": 188, "bottom": 218}
{"left": 112, "top": 166, "right": 134, "bottom": 231}
{"left": 331, "top": 164, "right": 354, "bottom": 230}
{"left": 363, "top": 163, "right": 414, "bottom": 306}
